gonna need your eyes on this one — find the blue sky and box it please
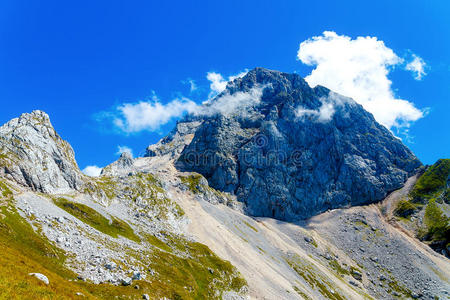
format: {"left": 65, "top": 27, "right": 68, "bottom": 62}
{"left": 0, "top": 0, "right": 449, "bottom": 172}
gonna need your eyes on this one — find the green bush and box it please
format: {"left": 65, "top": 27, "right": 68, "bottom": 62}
{"left": 394, "top": 200, "right": 417, "bottom": 218}
{"left": 180, "top": 174, "right": 203, "bottom": 194}
{"left": 410, "top": 159, "right": 450, "bottom": 202}
{"left": 423, "top": 199, "right": 450, "bottom": 243}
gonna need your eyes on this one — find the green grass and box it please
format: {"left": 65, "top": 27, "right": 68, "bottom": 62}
{"left": 410, "top": 159, "right": 450, "bottom": 202}
{"left": 133, "top": 173, "right": 185, "bottom": 218}
{"left": 285, "top": 255, "right": 346, "bottom": 300}
{"left": 230, "top": 277, "right": 247, "bottom": 291}
{"left": 179, "top": 173, "right": 236, "bottom": 207}
{"left": 0, "top": 202, "right": 202, "bottom": 299}
{"left": 386, "top": 276, "right": 412, "bottom": 298}
{"left": 328, "top": 260, "right": 350, "bottom": 276}
{"left": 53, "top": 197, "right": 140, "bottom": 243}
{"left": 242, "top": 220, "right": 258, "bottom": 232}
{"left": 180, "top": 174, "right": 203, "bottom": 194}
{"left": 421, "top": 199, "right": 449, "bottom": 243}
{"left": 92, "top": 176, "right": 119, "bottom": 200}
{"left": 144, "top": 233, "right": 172, "bottom": 252}
{"left": 146, "top": 237, "right": 247, "bottom": 299}
{"left": 0, "top": 185, "right": 94, "bottom": 299}
{"left": 394, "top": 200, "right": 419, "bottom": 218}
{"left": 293, "top": 286, "right": 312, "bottom": 299}
{"left": 0, "top": 179, "right": 13, "bottom": 198}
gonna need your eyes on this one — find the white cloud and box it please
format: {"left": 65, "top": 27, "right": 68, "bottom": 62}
{"left": 296, "top": 104, "right": 334, "bottom": 123}
{"left": 295, "top": 92, "right": 349, "bottom": 123}
{"left": 406, "top": 54, "right": 427, "bottom": 80}
{"left": 112, "top": 96, "right": 199, "bottom": 133}
{"left": 297, "top": 31, "right": 426, "bottom": 130}
{"left": 182, "top": 78, "right": 197, "bottom": 92}
{"left": 188, "top": 79, "right": 197, "bottom": 92}
{"left": 100, "top": 69, "right": 258, "bottom": 134}
{"left": 197, "top": 85, "right": 266, "bottom": 117}
{"left": 82, "top": 165, "right": 102, "bottom": 177}
{"left": 116, "top": 145, "right": 133, "bottom": 157}
{"left": 206, "top": 70, "right": 248, "bottom": 97}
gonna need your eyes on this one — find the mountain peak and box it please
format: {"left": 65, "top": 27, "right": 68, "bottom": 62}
{"left": 21, "top": 109, "right": 51, "bottom": 122}
{"left": 225, "top": 67, "right": 310, "bottom": 94}
{"left": 175, "top": 68, "right": 422, "bottom": 220}
{"left": 0, "top": 110, "right": 83, "bottom": 193}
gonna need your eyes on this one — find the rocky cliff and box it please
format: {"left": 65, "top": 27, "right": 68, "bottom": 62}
{"left": 0, "top": 110, "right": 83, "bottom": 193}
{"left": 176, "top": 68, "right": 422, "bottom": 220}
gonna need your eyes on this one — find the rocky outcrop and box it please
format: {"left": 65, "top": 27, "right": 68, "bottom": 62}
{"left": 145, "top": 119, "right": 202, "bottom": 159}
{"left": 176, "top": 68, "right": 422, "bottom": 220}
{"left": 28, "top": 273, "right": 49, "bottom": 285}
{"left": 101, "top": 152, "right": 134, "bottom": 176}
{"left": 0, "top": 110, "right": 83, "bottom": 193}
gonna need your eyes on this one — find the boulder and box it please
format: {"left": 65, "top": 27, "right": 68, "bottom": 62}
{"left": 29, "top": 273, "right": 49, "bottom": 285}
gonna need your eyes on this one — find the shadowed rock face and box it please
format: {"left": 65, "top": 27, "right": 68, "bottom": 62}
{"left": 0, "top": 110, "right": 83, "bottom": 193}
{"left": 176, "top": 68, "right": 421, "bottom": 220}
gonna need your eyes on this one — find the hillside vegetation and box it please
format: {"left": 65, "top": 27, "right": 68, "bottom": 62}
{"left": 0, "top": 180, "right": 246, "bottom": 299}
{"left": 394, "top": 159, "right": 450, "bottom": 255}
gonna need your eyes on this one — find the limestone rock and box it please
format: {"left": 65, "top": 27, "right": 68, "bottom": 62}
{"left": 0, "top": 110, "right": 83, "bottom": 193}
{"left": 29, "top": 272, "right": 49, "bottom": 285}
{"left": 145, "top": 119, "right": 202, "bottom": 159}
{"left": 101, "top": 152, "right": 134, "bottom": 176}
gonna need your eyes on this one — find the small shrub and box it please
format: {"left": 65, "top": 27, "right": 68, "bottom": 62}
{"left": 180, "top": 174, "right": 202, "bottom": 194}
{"left": 423, "top": 199, "right": 450, "bottom": 243}
{"left": 410, "top": 159, "right": 450, "bottom": 202}
{"left": 394, "top": 200, "right": 417, "bottom": 218}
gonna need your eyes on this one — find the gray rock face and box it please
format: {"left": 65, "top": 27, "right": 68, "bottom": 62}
{"left": 145, "top": 119, "right": 202, "bottom": 159}
{"left": 176, "top": 68, "right": 421, "bottom": 220}
{"left": 101, "top": 151, "right": 134, "bottom": 176}
{"left": 0, "top": 110, "right": 83, "bottom": 193}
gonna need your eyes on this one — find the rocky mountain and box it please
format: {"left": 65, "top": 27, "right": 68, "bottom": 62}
{"left": 176, "top": 68, "right": 421, "bottom": 220}
{"left": 0, "top": 69, "right": 448, "bottom": 300}
{"left": 0, "top": 110, "right": 83, "bottom": 194}
{"left": 101, "top": 151, "right": 135, "bottom": 176}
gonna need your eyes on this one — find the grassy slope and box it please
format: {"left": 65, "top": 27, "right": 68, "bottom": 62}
{"left": 53, "top": 197, "right": 140, "bottom": 242}
{"left": 410, "top": 159, "right": 450, "bottom": 202}
{"left": 394, "top": 159, "right": 450, "bottom": 250}
{"left": 0, "top": 178, "right": 246, "bottom": 299}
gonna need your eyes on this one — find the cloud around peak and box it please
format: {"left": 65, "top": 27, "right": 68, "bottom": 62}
{"left": 98, "top": 70, "right": 253, "bottom": 134}
{"left": 108, "top": 96, "right": 199, "bottom": 134}
{"left": 297, "top": 31, "right": 427, "bottom": 131}
{"left": 206, "top": 70, "right": 248, "bottom": 97}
